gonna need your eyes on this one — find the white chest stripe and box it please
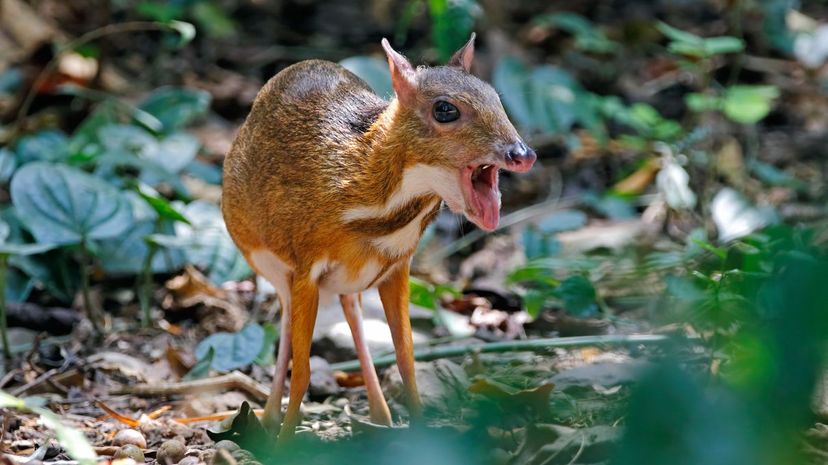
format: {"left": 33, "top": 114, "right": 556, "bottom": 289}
{"left": 342, "top": 164, "right": 461, "bottom": 221}
{"left": 372, "top": 199, "right": 440, "bottom": 257}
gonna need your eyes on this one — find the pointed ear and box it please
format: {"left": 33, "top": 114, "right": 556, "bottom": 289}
{"left": 448, "top": 32, "right": 476, "bottom": 72}
{"left": 381, "top": 38, "right": 417, "bottom": 105}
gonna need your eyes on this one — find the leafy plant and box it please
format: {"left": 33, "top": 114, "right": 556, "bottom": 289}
{"left": 534, "top": 13, "right": 619, "bottom": 54}
{"left": 2, "top": 84, "right": 244, "bottom": 331}
{"left": 427, "top": 0, "right": 478, "bottom": 61}
{"left": 657, "top": 22, "right": 745, "bottom": 59}
{"left": 191, "top": 322, "right": 270, "bottom": 374}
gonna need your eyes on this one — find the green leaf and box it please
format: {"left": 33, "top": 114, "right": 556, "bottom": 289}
{"left": 552, "top": 275, "right": 598, "bottom": 317}
{"left": 139, "top": 87, "right": 211, "bottom": 133}
{"left": 195, "top": 323, "right": 266, "bottom": 372}
{"left": 96, "top": 191, "right": 184, "bottom": 274}
{"left": 5, "top": 268, "right": 34, "bottom": 303}
{"left": 704, "top": 36, "right": 746, "bottom": 55}
{"left": 657, "top": 22, "right": 744, "bottom": 58}
{"left": 339, "top": 56, "right": 394, "bottom": 98}
{"left": 748, "top": 160, "right": 807, "bottom": 191}
{"left": 137, "top": 185, "right": 190, "bottom": 224}
{"left": 657, "top": 21, "right": 704, "bottom": 45}
{"left": 173, "top": 201, "right": 250, "bottom": 284}
{"left": 428, "top": 0, "right": 477, "bottom": 62}
{"left": 191, "top": 3, "right": 235, "bottom": 38}
{"left": 15, "top": 130, "right": 70, "bottom": 163}
{"left": 534, "top": 13, "right": 618, "bottom": 53}
{"left": 537, "top": 210, "right": 587, "bottom": 234}
{"left": 142, "top": 133, "right": 200, "bottom": 181}
{"left": 136, "top": 1, "right": 183, "bottom": 22}
{"left": 685, "top": 92, "right": 721, "bottom": 113}
{"left": 0, "top": 148, "right": 18, "bottom": 183}
{"left": 0, "top": 242, "right": 57, "bottom": 256}
{"left": 255, "top": 322, "right": 278, "bottom": 366}
{"left": 409, "top": 276, "right": 438, "bottom": 310}
{"left": 722, "top": 85, "right": 779, "bottom": 124}
{"left": 98, "top": 124, "right": 156, "bottom": 155}
{"left": 169, "top": 21, "right": 196, "bottom": 46}
{"left": 10, "top": 162, "right": 133, "bottom": 245}
{"left": 183, "top": 346, "right": 214, "bottom": 380}
{"left": 494, "top": 58, "right": 534, "bottom": 131}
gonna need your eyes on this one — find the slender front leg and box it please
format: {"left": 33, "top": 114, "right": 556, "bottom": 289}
{"left": 262, "top": 295, "right": 291, "bottom": 431}
{"left": 378, "top": 262, "right": 423, "bottom": 419}
{"left": 278, "top": 275, "right": 319, "bottom": 442}
{"left": 340, "top": 293, "right": 393, "bottom": 425}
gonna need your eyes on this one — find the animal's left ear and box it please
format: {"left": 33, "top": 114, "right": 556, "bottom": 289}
{"left": 448, "top": 32, "right": 476, "bottom": 72}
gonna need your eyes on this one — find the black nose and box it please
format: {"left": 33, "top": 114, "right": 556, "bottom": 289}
{"left": 505, "top": 142, "right": 537, "bottom": 172}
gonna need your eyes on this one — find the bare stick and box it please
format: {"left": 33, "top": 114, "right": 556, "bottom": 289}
{"left": 111, "top": 371, "right": 270, "bottom": 401}
{"left": 330, "top": 334, "right": 669, "bottom": 372}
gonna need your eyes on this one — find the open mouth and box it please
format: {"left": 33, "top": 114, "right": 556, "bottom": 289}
{"left": 461, "top": 163, "right": 501, "bottom": 231}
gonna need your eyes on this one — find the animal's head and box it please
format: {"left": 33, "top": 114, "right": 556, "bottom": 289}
{"left": 382, "top": 34, "right": 536, "bottom": 231}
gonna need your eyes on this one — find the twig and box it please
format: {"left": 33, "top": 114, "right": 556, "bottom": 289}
{"left": 330, "top": 334, "right": 668, "bottom": 372}
{"left": 9, "top": 368, "right": 60, "bottom": 396}
{"left": 111, "top": 371, "right": 270, "bottom": 401}
{"left": 96, "top": 401, "right": 139, "bottom": 427}
{"left": 174, "top": 408, "right": 264, "bottom": 424}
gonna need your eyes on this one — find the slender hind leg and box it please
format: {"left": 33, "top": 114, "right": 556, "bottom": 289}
{"left": 340, "top": 293, "right": 393, "bottom": 425}
{"left": 278, "top": 275, "right": 319, "bottom": 442}
{"left": 378, "top": 262, "right": 423, "bottom": 419}
{"left": 262, "top": 296, "right": 291, "bottom": 431}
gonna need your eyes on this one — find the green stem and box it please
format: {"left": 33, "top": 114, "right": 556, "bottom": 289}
{"left": 79, "top": 240, "right": 101, "bottom": 334}
{"left": 139, "top": 242, "right": 158, "bottom": 328}
{"left": 0, "top": 255, "right": 9, "bottom": 359}
{"left": 329, "top": 334, "right": 669, "bottom": 372}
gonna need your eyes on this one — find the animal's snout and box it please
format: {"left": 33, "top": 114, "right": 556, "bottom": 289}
{"left": 504, "top": 141, "right": 536, "bottom": 173}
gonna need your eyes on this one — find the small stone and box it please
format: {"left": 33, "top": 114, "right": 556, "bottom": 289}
{"left": 177, "top": 456, "right": 200, "bottom": 465}
{"left": 210, "top": 449, "right": 236, "bottom": 465}
{"left": 157, "top": 439, "right": 186, "bottom": 465}
{"left": 229, "top": 449, "right": 255, "bottom": 462}
{"left": 113, "top": 429, "right": 147, "bottom": 449}
{"left": 213, "top": 440, "right": 240, "bottom": 453}
{"left": 308, "top": 356, "right": 339, "bottom": 399}
{"left": 114, "top": 444, "right": 145, "bottom": 462}
{"left": 200, "top": 450, "right": 215, "bottom": 465}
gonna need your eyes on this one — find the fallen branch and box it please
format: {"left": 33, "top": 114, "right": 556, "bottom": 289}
{"left": 330, "top": 334, "right": 669, "bottom": 372}
{"left": 110, "top": 370, "right": 269, "bottom": 401}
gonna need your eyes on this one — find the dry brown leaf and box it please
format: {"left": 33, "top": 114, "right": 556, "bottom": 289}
{"left": 613, "top": 157, "right": 661, "bottom": 195}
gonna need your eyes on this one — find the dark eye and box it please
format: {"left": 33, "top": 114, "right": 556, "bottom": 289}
{"left": 432, "top": 100, "right": 460, "bottom": 123}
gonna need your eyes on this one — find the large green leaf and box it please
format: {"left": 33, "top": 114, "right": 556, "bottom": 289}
{"left": 96, "top": 193, "right": 185, "bottom": 274}
{"left": 194, "top": 323, "right": 266, "bottom": 372}
{"left": 428, "top": 0, "right": 477, "bottom": 62}
{"left": 493, "top": 58, "right": 534, "bottom": 130}
{"left": 139, "top": 87, "right": 211, "bottom": 133}
{"left": 340, "top": 56, "right": 393, "bottom": 98}
{"left": 10, "top": 162, "right": 133, "bottom": 245}
{"left": 142, "top": 132, "right": 200, "bottom": 181}
{"left": 172, "top": 200, "right": 250, "bottom": 284}
{"left": 494, "top": 58, "right": 594, "bottom": 136}
{"left": 15, "top": 130, "right": 70, "bottom": 163}
{"left": 552, "top": 275, "right": 599, "bottom": 317}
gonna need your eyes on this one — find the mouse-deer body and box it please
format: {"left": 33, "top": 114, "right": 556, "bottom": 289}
{"left": 222, "top": 34, "right": 536, "bottom": 439}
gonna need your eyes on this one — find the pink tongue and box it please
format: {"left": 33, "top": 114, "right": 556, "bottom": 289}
{"left": 472, "top": 180, "right": 500, "bottom": 230}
